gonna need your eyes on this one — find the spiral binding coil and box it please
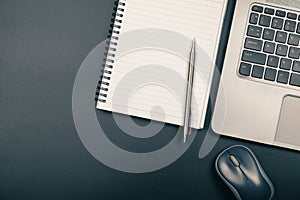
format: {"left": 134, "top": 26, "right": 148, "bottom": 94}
{"left": 95, "top": 0, "right": 126, "bottom": 103}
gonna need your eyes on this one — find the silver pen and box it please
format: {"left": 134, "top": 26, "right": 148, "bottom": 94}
{"left": 183, "top": 39, "right": 196, "bottom": 143}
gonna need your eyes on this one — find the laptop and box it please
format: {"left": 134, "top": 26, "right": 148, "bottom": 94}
{"left": 212, "top": 0, "right": 300, "bottom": 151}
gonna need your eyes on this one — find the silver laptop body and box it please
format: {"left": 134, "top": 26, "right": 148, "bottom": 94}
{"left": 212, "top": 0, "right": 300, "bottom": 151}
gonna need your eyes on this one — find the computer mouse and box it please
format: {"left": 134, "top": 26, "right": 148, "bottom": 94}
{"left": 215, "top": 145, "right": 274, "bottom": 200}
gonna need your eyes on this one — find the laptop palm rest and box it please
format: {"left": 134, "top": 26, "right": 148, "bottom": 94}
{"left": 275, "top": 96, "right": 300, "bottom": 147}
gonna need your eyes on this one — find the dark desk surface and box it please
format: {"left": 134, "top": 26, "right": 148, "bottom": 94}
{"left": 1, "top": 0, "right": 300, "bottom": 199}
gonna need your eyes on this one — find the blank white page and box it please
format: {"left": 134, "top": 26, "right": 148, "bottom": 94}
{"left": 97, "top": 0, "right": 227, "bottom": 129}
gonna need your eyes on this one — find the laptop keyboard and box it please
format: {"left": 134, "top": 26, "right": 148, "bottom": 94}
{"left": 239, "top": 4, "right": 300, "bottom": 88}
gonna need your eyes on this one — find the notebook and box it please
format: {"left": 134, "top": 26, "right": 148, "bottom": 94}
{"left": 96, "top": 0, "right": 228, "bottom": 129}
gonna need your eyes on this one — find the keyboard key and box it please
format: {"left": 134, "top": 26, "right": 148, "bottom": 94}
{"left": 264, "top": 42, "right": 275, "bottom": 54}
{"left": 259, "top": 15, "right": 271, "bottom": 27}
{"left": 249, "top": 13, "right": 259, "bottom": 24}
{"left": 244, "top": 38, "right": 263, "bottom": 51}
{"left": 272, "top": 17, "right": 284, "bottom": 29}
{"left": 263, "top": 29, "right": 275, "bottom": 40}
{"left": 247, "top": 25, "right": 262, "bottom": 38}
{"left": 267, "top": 55, "right": 279, "bottom": 68}
{"left": 279, "top": 58, "right": 292, "bottom": 70}
{"left": 239, "top": 62, "right": 251, "bottom": 76}
{"left": 288, "top": 34, "right": 300, "bottom": 46}
{"left": 290, "top": 73, "right": 300, "bottom": 87}
{"left": 252, "top": 5, "right": 263, "bottom": 13}
{"left": 252, "top": 65, "right": 264, "bottom": 79}
{"left": 264, "top": 68, "right": 277, "bottom": 81}
{"left": 265, "top": 8, "right": 275, "bottom": 15}
{"left": 242, "top": 50, "right": 267, "bottom": 65}
{"left": 276, "top": 10, "right": 286, "bottom": 17}
{"left": 284, "top": 20, "right": 296, "bottom": 32}
{"left": 276, "top": 44, "right": 288, "bottom": 56}
{"left": 275, "top": 31, "right": 287, "bottom": 43}
{"left": 293, "top": 61, "right": 300, "bottom": 73}
{"left": 287, "top": 12, "right": 297, "bottom": 20}
{"left": 277, "top": 70, "right": 289, "bottom": 84}
{"left": 289, "top": 47, "right": 300, "bottom": 59}
{"left": 297, "top": 23, "right": 300, "bottom": 34}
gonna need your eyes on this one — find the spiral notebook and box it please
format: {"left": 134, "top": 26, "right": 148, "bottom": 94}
{"left": 96, "top": 0, "right": 228, "bottom": 129}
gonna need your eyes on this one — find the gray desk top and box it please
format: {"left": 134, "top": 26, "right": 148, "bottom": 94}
{"left": 1, "top": 0, "right": 300, "bottom": 199}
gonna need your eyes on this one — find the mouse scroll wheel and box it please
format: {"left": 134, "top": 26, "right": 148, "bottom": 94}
{"left": 229, "top": 154, "right": 240, "bottom": 167}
